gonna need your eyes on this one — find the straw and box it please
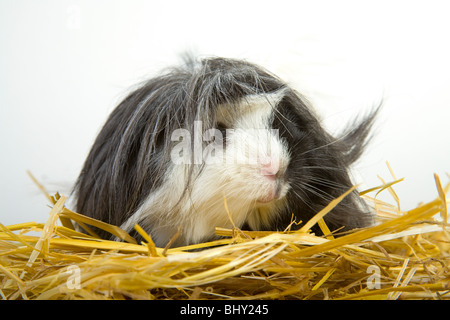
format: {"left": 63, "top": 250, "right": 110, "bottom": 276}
{"left": 1, "top": 171, "right": 449, "bottom": 300}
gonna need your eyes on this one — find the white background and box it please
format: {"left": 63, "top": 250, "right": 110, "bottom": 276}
{"left": 1, "top": 0, "right": 449, "bottom": 226}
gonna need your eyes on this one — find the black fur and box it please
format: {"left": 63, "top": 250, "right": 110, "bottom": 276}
{"left": 270, "top": 91, "right": 378, "bottom": 234}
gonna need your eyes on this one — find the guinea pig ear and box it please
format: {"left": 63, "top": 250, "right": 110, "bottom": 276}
{"left": 334, "top": 102, "right": 382, "bottom": 167}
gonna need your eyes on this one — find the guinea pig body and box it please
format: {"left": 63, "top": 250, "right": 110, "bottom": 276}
{"left": 74, "top": 57, "right": 378, "bottom": 247}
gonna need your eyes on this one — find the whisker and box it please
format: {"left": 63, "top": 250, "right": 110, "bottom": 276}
{"left": 290, "top": 181, "right": 334, "bottom": 203}
{"left": 300, "top": 166, "right": 345, "bottom": 172}
{"left": 289, "top": 189, "right": 317, "bottom": 212}
{"left": 307, "top": 177, "right": 348, "bottom": 190}
{"left": 273, "top": 108, "right": 295, "bottom": 139}
{"left": 298, "top": 134, "right": 347, "bottom": 157}
{"left": 286, "top": 130, "right": 312, "bottom": 150}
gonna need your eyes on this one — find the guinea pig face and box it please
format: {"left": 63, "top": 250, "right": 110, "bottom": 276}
{"left": 211, "top": 90, "right": 291, "bottom": 205}
{"left": 167, "top": 90, "right": 292, "bottom": 243}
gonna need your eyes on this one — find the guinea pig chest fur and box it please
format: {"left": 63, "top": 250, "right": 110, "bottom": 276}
{"left": 73, "top": 57, "right": 379, "bottom": 247}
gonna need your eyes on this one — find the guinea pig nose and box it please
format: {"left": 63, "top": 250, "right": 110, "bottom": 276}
{"left": 259, "top": 158, "right": 280, "bottom": 179}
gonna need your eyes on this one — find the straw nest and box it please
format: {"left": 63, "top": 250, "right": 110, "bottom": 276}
{"left": 1, "top": 169, "right": 449, "bottom": 300}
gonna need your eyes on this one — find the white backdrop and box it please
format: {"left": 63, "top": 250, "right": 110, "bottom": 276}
{"left": 1, "top": 0, "right": 449, "bottom": 226}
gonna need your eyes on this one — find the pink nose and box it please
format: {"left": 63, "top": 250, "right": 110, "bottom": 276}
{"left": 259, "top": 156, "right": 279, "bottom": 179}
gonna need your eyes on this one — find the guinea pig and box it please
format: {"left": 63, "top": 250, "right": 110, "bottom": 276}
{"left": 73, "top": 56, "right": 379, "bottom": 247}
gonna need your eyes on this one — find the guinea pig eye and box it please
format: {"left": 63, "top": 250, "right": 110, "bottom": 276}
{"left": 216, "top": 122, "right": 227, "bottom": 139}
{"left": 207, "top": 122, "right": 228, "bottom": 146}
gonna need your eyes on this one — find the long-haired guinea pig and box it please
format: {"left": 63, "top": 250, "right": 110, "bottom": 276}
{"left": 73, "top": 56, "right": 379, "bottom": 247}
